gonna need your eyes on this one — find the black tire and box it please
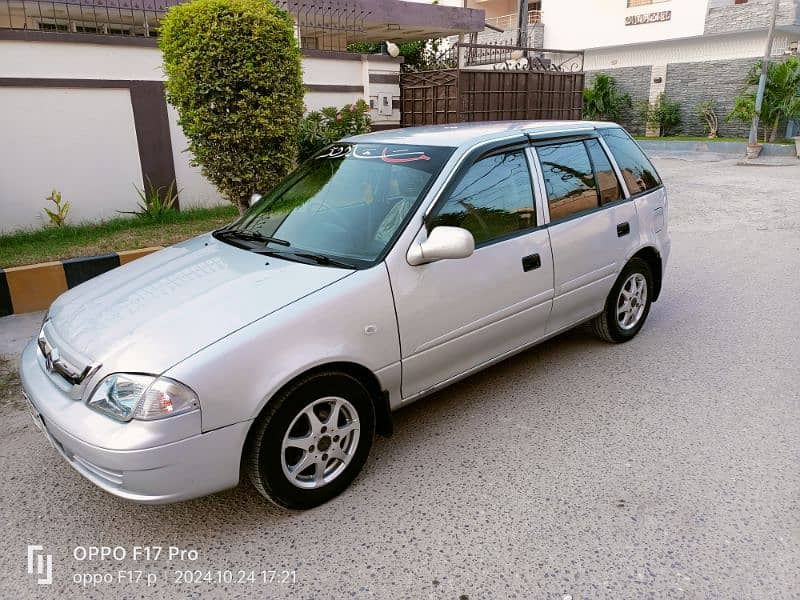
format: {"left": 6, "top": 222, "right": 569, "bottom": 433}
{"left": 591, "top": 257, "right": 654, "bottom": 343}
{"left": 245, "top": 371, "right": 375, "bottom": 510}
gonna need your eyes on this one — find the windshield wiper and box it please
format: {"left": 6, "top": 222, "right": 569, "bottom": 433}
{"left": 213, "top": 228, "right": 291, "bottom": 247}
{"left": 260, "top": 249, "right": 356, "bottom": 269}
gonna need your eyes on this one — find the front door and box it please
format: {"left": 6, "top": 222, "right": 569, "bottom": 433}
{"left": 386, "top": 148, "right": 555, "bottom": 399}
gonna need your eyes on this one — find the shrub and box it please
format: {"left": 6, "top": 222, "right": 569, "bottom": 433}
{"left": 696, "top": 100, "right": 719, "bottom": 138}
{"left": 298, "top": 100, "right": 372, "bottom": 161}
{"left": 347, "top": 39, "right": 448, "bottom": 72}
{"left": 582, "top": 74, "right": 632, "bottom": 122}
{"left": 43, "top": 189, "right": 70, "bottom": 227}
{"left": 160, "top": 0, "right": 304, "bottom": 213}
{"left": 120, "top": 177, "right": 180, "bottom": 220}
{"left": 638, "top": 93, "right": 682, "bottom": 137}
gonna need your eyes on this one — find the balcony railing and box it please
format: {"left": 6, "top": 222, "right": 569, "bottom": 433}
{"left": 0, "top": 0, "right": 178, "bottom": 37}
{"left": 0, "top": 0, "right": 366, "bottom": 47}
{"left": 484, "top": 9, "right": 542, "bottom": 31}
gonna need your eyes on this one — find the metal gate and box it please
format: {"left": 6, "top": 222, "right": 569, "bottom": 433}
{"left": 400, "top": 43, "right": 584, "bottom": 127}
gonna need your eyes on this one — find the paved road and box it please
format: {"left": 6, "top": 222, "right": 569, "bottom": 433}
{"left": 1, "top": 158, "right": 798, "bottom": 599}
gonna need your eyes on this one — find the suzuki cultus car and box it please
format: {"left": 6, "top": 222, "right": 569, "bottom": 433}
{"left": 21, "top": 121, "right": 669, "bottom": 509}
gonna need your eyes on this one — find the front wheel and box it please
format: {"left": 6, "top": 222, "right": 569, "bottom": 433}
{"left": 591, "top": 257, "right": 653, "bottom": 343}
{"left": 245, "top": 372, "right": 375, "bottom": 509}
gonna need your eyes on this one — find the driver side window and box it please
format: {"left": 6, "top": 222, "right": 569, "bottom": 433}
{"left": 429, "top": 150, "right": 536, "bottom": 246}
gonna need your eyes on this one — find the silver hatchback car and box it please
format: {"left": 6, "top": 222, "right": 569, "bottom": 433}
{"left": 21, "top": 121, "right": 670, "bottom": 509}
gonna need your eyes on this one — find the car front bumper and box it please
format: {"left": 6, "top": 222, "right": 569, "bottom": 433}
{"left": 19, "top": 339, "right": 251, "bottom": 504}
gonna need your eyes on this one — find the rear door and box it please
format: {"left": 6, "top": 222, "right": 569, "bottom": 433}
{"left": 597, "top": 127, "right": 667, "bottom": 258}
{"left": 531, "top": 137, "right": 634, "bottom": 334}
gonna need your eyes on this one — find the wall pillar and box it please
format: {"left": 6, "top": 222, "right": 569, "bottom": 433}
{"left": 646, "top": 64, "right": 667, "bottom": 136}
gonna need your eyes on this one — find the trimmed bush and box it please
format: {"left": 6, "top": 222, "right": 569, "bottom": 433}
{"left": 160, "top": 0, "right": 304, "bottom": 212}
{"left": 298, "top": 100, "right": 372, "bottom": 161}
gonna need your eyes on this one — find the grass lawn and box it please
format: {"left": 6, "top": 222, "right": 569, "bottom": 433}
{"left": 634, "top": 135, "right": 794, "bottom": 144}
{"left": 0, "top": 205, "right": 238, "bottom": 269}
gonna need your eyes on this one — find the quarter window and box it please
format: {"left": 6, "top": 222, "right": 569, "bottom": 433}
{"left": 599, "top": 127, "right": 662, "bottom": 195}
{"left": 585, "top": 138, "right": 623, "bottom": 205}
{"left": 538, "top": 141, "right": 599, "bottom": 222}
{"left": 430, "top": 150, "right": 536, "bottom": 245}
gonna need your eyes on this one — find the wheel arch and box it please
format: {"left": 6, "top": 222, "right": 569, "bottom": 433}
{"left": 630, "top": 246, "right": 663, "bottom": 301}
{"left": 243, "top": 361, "right": 393, "bottom": 458}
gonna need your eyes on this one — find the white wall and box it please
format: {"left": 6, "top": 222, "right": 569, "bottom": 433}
{"left": 584, "top": 30, "right": 798, "bottom": 70}
{"left": 0, "top": 39, "right": 165, "bottom": 80}
{"left": 0, "top": 39, "right": 401, "bottom": 232}
{"left": 0, "top": 87, "right": 144, "bottom": 233}
{"left": 541, "top": 0, "right": 709, "bottom": 50}
{"left": 0, "top": 38, "right": 223, "bottom": 231}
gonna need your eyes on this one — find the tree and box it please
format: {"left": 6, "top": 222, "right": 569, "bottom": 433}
{"left": 160, "top": 0, "right": 304, "bottom": 213}
{"left": 728, "top": 56, "right": 800, "bottom": 143}
{"left": 582, "top": 74, "right": 632, "bottom": 122}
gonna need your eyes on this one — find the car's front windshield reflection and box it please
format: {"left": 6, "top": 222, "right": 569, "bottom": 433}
{"left": 225, "top": 143, "right": 453, "bottom": 268}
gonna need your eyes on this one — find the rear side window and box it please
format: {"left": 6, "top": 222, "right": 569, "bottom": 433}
{"left": 599, "top": 128, "right": 661, "bottom": 195}
{"left": 585, "top": 138, "right": 623, "bottom": 205}
{"left": 430, "top": 150, "right": 536, "bottom": 245}
{"left": 537, "top": 141, "right": 598, "bottom": 222}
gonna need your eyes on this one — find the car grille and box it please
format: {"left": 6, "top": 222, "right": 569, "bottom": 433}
{"left": 37, "top": 321, "right": 99, "bottom": 399}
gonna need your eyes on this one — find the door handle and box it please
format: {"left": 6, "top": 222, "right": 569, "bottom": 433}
{"left": 617, "top": 222, "right": 630, "bottom": 237}
{"left": 522, "top": 253, "right": 541, "bottom": 272}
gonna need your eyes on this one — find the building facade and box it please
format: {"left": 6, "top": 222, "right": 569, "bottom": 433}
{"left": 462, "top": 0, "right": 800, "bottom": 136}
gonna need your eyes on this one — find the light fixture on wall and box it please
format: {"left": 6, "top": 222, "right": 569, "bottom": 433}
{"left": 386, "top": 41, "right": 400, "bottom": 57}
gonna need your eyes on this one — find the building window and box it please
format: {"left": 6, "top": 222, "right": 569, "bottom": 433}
{"left": 38, "top": 22, "right": 68, "bottom": 32}
{"left": 626, "top": 0, "right": 670, "bottom": 7}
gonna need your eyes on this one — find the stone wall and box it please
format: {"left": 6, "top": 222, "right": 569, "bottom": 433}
{"left": 665, "top": 58, "right": 756, "bottom": 137}
{"left": 704, "top": 0, "right": 799, "bottom": 35}
{"left": 584, "top": 66, "right": 651, "bottom": 134}
{"left": 531, "top": 23, "right": 544, "bottom": 49}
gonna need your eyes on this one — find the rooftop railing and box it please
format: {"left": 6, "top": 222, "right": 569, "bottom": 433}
{"left": 484, "top": 9, "right": 542, "bottom": 31}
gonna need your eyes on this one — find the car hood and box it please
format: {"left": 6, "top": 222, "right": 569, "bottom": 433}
{"left": 47, "top": 234, "right": 353, "bottom": 373}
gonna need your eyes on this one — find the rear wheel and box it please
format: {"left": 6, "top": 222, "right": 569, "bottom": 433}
{"left": 245, "top": 372, "right": 375, "bottom": 509}
{"left": 591, "top": 257, "right": 653, "bottom": 343}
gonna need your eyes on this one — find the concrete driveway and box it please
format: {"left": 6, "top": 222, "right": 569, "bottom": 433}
{"left": 1, "top": 157, "right": 798, "bottom": 599}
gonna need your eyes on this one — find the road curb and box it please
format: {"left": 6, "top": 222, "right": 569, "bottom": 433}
{"left": 0, "top": 247, "right": 162, "bottom": 316}
{"left": 636, "top": 139, "right": 796, "bottom": 157}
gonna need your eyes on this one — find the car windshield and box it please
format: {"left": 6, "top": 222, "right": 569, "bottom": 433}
{"left": 221, "top": 143, "right": 454, "bottom": 268}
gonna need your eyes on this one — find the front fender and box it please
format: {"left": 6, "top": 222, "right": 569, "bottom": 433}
{"left": 164, "top": 264, "right": 401, "bottom": 432}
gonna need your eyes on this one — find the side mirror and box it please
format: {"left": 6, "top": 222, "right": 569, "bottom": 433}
{"left": 248, "top": 193, "right": 262, "bottom": 208}
{"left": 407, "top": 226, "right": 475, "bottom": 266}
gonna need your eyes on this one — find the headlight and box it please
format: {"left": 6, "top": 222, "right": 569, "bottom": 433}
{"left": 87, "top": 374, "right": 199, "bottom": 422}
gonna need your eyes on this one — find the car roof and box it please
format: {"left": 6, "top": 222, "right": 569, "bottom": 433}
{"left": 344, "top": 120, "right": 620, "bottom": 148}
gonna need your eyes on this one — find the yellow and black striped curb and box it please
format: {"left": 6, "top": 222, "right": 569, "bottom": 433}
{"left": 0, "top": 247, "right": 162, "bottom": 317}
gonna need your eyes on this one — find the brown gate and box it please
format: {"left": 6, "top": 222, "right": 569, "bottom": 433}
{"left": 400, "top": 44, "right": 584, "bottom": 127}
